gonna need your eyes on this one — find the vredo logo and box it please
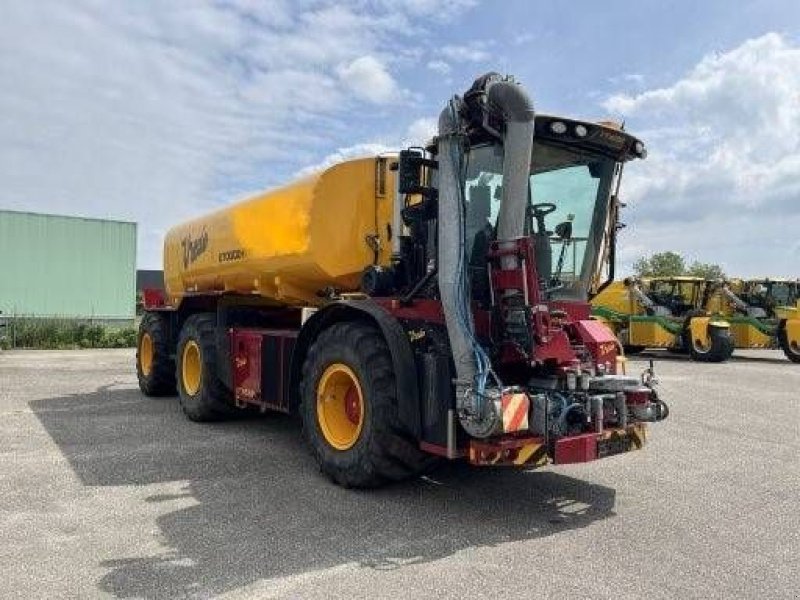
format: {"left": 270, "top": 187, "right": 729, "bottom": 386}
{"left": 181, "top": 229, "right": 209, "bottom": 269}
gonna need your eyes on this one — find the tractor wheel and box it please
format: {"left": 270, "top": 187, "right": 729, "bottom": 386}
{"left": 685, "top": 320, "right": 734, "bottom": 363}
{"left": 778, "top": 323, "right": 800, "bottom": 363}
{"left": 300, "top": 321, "right": 436, "bottom": 488}
{"left": 137, "top": 312, "right": 176, "bottom": 396}
{"left": 176, "top": 313, "right": 234, "bottom": 421}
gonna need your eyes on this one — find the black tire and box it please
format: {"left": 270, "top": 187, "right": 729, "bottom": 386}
{"left": 300, "top": 321, "right": 436, "bottom": 488}
{"left": 624, "top": 345, "right": 646, "bottom": 355}
{"left": 137, "top": 312, "right": 176, "bottom": 396}
{"left": 685, "top": 320, "right": 734, "bottom": 363}
{"left": 176, "top": 313, "right": 234, "bottom": 422}
{"left": 778, "top": 323, "right": 800, "bottom": 363}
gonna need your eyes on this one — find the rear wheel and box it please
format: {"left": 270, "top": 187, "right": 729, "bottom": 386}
{"left": 137, "top": 312, "right": 176, "bottom": 396}
{"left": 300, "top": 321, "right": 435, "bottom": 488}
{"left": 176, "top": 313, "right": 234, "bottom": 421}
{"left": 778, "top": 323, "right": 800, "bottom": 363}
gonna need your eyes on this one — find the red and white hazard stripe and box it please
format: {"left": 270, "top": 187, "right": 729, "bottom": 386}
{"left": 501, "top": 392, "right": 529, "bottom": 433}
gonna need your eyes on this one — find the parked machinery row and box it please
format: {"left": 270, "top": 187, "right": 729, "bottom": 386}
{"left": 591, "top": 277, "right": 799, "bottom": 363}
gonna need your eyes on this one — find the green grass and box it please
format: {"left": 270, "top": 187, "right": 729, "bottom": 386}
{"left": 0, "top": 318, "right": 136, "bottom": 350}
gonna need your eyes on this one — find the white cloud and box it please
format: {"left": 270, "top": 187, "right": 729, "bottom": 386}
{"left": 604, "top": 33, "right": 800, "bottom": 276}
{"left": 0, "top": 1, "right": 475, "bottom": 267}
{"left": 403, "top": 117, "right": 438, "bottom": 144}
{"left": 441, "top": 42, "right": 491, "bottom": 63}
{"left": 293, "top": 142, "right": 394, "bottom": 179}
{"left": 607, "top": 72, "right": 644, "bottom": 86}
{"left": 427, "top": 60, "right": 451, "bottom": 74}
{"left": 292, "top": 116, "right": 439, "bottom": 179}
{"left": 337, "top": 55, "right": 401, "bottom": 104}
{"left": 294, "top": 117, "right": 437, "bottom": 178}
{"left": 383, "top": 0, "right": 478, "bottom": 18}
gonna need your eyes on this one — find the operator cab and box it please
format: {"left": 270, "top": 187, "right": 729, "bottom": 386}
{"left": 740, "top": 279, "right": 798, "bottom": 316}
{"left": 462, "top": 115, "right": 644, "bottom": 306}
{"left": 645, "top": 278, "right": 705, "bottom": 316}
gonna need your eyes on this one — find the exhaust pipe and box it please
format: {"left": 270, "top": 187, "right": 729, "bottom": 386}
{"left": 437, "top": 98, "right": 477, "bottom": 398}
{"left": 484, "top": 77, "right": 536, "bottom": 245}
{"left": 436, "top": 74, "right": 535, "bottom": 438}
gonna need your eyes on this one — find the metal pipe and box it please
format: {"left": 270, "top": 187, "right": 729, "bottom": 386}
{"left": 400, "top": 268, "right": 437, "bottom": 305}
{"left": 391, "top": 160, "right": 403, "bottom": 258}
{"left": 435, "top": 73, "right": 535, "bottom": 439}
{"left": 627, "top": 279, "right": 658, "bottom": 313}
{"left": 447, "top": 408, "right": 456, "bottom": 459}
{"left": 486, "top": 77, "right": 536, "bottom": 245}
{"left": 437, "top": 99, "right": 477, "bottom": 392}
{"left": 615, "top": 392, "right": 628, "bottom": 428}
{"left": 591, "top": 396, "right": 604, "bottom": 434}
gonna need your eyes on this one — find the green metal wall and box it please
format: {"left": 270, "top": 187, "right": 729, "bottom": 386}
{"left": 0, "top": 210, "right": 136, "bottom": 320}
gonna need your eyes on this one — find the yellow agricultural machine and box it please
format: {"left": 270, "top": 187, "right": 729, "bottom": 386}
{"left": 591, "top": 276, "right": 734, "bottom": 362}
{"left": 708, "top": 278, "right": 800, "bottom": 362}
{"left": 136, "top": 72, "right": 669, "bottom": 488}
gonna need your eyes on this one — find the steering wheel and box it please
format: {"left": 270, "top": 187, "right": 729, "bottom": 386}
{"left": 530, "top": 202, "right": 557, "bottom": 234}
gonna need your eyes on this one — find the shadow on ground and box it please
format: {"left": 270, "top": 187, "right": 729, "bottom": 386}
{"left": 30, "top": 387, "right": 616, "bottom": 599}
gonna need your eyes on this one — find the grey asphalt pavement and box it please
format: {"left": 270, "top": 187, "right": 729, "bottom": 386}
{"left": 1, "top": 348, "right": 798, "bottom": 599}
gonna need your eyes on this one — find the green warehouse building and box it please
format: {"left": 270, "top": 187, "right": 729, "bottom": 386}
{"left": 0, "top": 210, "right": 137, "bottom": 323}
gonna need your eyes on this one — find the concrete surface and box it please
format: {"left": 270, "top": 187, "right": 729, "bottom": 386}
{"left": 0, "top": 348, "right": 798, "bottom": 599}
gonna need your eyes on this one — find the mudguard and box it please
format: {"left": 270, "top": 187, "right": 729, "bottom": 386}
{"left": 689, "top": 316, "right": 729, "bottom": 346}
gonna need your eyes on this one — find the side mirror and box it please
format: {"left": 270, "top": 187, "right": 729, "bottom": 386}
{"left": 397, "top": 149, "right": 437, "bottom": 196}
{"left": 554, "top": 220, "right": 573, "bottom": 240}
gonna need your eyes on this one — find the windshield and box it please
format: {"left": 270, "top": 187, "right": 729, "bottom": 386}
{"left": 463, "top": 141, "right": 616, "bottom": 300}
{"left": 744, "top": 281, "right": 797, "bottom": 307}
{"left": 647, "top": 280, "right": 701, "bottom": 314}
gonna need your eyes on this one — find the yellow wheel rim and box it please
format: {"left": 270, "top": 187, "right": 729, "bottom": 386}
{"left": 182, "top": 340, "right": 202, "bottom": 396}
{"left": 139, "top": 333, "right": 154, "bottom": 377}
{"left": 693, "top": 336, "right": 711, "bottom": 352}
{"left": 316, "top": 363, "right": 364, "bottom": 451}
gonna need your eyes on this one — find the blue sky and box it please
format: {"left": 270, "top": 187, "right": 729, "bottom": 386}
{"left": 1, "top": 0, "right": 799, "bottom": 274}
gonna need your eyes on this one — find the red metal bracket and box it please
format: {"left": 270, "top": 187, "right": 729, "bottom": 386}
{"left": 142, "top": 288, "right": 166, "bottom": 310}
{"left": 486, "top": 237, "right": 551, "bottom": 353}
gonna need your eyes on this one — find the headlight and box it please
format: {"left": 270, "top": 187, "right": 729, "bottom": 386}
{"left": 634, "top": 141, "right": 647, "bottom": 157}
{"left": 574, "top": 124, "right": 588, "bottom": 137}
{"left": 550, "top": 121, "right": 567, "bottom": 134}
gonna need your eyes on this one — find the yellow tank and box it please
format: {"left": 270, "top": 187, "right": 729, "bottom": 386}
{"left": 163, "top": 157, "right": 395, "bottom": 306}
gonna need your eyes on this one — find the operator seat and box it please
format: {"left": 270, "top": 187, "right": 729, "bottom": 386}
{"left": 466, "top": 184, "right": 493, "bottom": 307}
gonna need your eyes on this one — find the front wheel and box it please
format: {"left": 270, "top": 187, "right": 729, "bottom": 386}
{"left": 300, "top": 321, "right": 435, "bottom": 488}
{"left": 685, "top": 320, "right": 734, "bottom": 363}
{"left": 778, "top": 323, "right": 800, "bottom": 363}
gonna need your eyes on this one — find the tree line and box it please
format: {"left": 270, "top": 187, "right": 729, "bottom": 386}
{"left": 632, "top": 251, "right": 725, "bottom": 279}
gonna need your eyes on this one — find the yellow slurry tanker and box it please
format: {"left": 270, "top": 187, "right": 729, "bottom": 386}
{"left": 136, "top": 72, "right": 669, "bottom": 488}
{"left": 707, "top": 278, "right": 800, "bottom": 362}
{"left": 591, "top": 277, "right": 734, "bottom": 362}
